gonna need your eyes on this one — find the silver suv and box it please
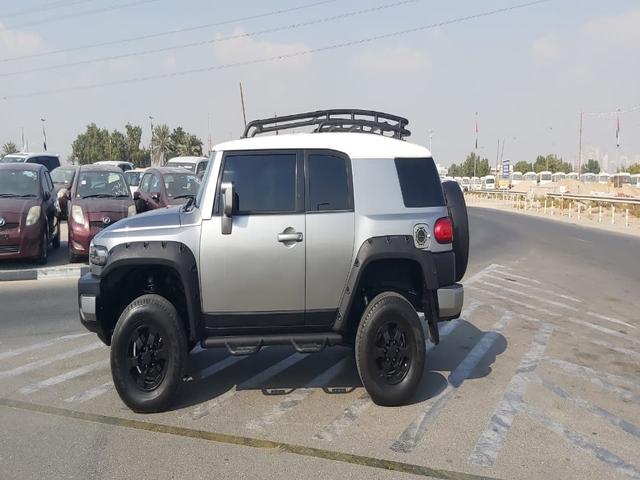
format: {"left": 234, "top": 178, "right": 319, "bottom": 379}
{"left": 78, "top": 110, "right": 468, "bottom": 413}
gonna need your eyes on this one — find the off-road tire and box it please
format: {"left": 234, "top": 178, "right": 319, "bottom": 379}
{"left": 355, "top": 292, "right": 425, "bottom": 406}
{"left": 111, "top": 294, "right": 187, "bottom": 413}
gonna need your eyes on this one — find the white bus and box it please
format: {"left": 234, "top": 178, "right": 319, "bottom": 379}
{"left": 537, "top": 171, "right": 552, "bottom": 185}
{"left": 611, "top": 172, "right": 631, "bottom": 187}
{"left": 523, "top": 171, "right": 537, "bottom": 183}
{"left": 631, "top": 174, "right": 640, "bottom": 188}
{"left": 580, "top": 172, "right": 597, "bottom": 183}
{"left": 481, "top": 175, "right": 496, "bottom": 190}
{"left": 470, "top": 177, "right": 482, "bottom": 191}
{"left": 551, "top": 172, "right": 566, "bottom": 183}
{"left": 461, "top": 176, "right": 471, "bottom": 191}
{"left": 597, "top": 173, "right": 611, "bottom": 184}
{"left": 566, "top": 172, "right": 579, "bottom": 181}
{"left": 510, "top": 171, "right": 523, "bottom": 186}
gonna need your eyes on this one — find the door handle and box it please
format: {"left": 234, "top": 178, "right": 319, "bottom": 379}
{"left": 277, "top": 232, "right": 303, "bottom": 243}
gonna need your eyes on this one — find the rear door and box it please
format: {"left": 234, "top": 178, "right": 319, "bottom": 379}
{"left": 199, "top": 150, "right": 306, "bottom": 331}
{"left": 304, "top": 150, "right": 355, "bottom": 326}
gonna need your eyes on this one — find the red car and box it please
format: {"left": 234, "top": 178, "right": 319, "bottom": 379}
{"left": 0, "top": 163, "right": 61, "bottom": 264}
{"left": 67, "top": 165, "right": 135, "bottom": 261}
{"left": 134, "top": 167, "right": 201, "bottom": 213}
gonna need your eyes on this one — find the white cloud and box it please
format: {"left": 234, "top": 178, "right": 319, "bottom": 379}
{"left": 531, "top": 34, "right": 561, "bottom": 61}
{"left": 212, "top": 28, "right": 311, "bottom": 69}
{"left": 0, "top": 23, "right": 45, "bottom": 58}
{"left": 351, "top": 46, "right": 430, "bottom": 75}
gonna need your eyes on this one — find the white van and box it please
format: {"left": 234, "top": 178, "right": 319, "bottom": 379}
{"left": 461, "top": 176, "right": 471, "bottom": 191}
{"left": 630, "top": 174, "right": 640, "bottom": 188}
{"left": 551, "top": 172, "right": 566, "bottom": 183}
{"left": 566, "top": 172, "right": 579, "bottom": 181}
{"left": 481, "top": 175, "right": 496, "bottom": 190}
{"left": 166, "top": 156, "right": 209, "bottom": 178}
{"left": 537, "top": 171, "right": 552, "bottom": 185}
{"left": 523, "top": 171, "right": 537, "bottom": 183}
{"left": 598, "top": 173, "right": 611, "bottom": 184}
{"left": 510, "top": 171, "right": 523, "bottom": 186}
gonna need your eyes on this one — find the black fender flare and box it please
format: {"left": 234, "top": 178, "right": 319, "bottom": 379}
{"left": 333, "top": 236, "right": 440, "bottom": 333}
{"left": 101, "top": 241, "right": 201, "bottom": 341}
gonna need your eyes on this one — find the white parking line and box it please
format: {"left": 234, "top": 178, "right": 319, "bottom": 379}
{"left": 590, "top": 340, "right": 640, "bottom": 362}
{"left": 312, "top": 392, "right": 372, "bottom": 442}
{"left": 522, "top": 403, "right": 640, "bottom": 480}
{"left": 472, "top": 286, "right": 562, "bottom": 318}
{"left": 64, "top": 381, "right": 114, "bottom": 403}
{"left": 246, "top": 355, "right": 352, "bottom": 432}
{"left": 488, "top": 266, "right": 542, "bottom": 285}
{"left": 464, "top": 264, "right": 505, "bottom": 286}
{"left": 0, "top": 333, "right": 91, "bottom": 362}
{"left": 19, "top": 360, "right": 109, "bottom": 395}
{"left": 483, "top": 273, "right": 582, "bottom": 303}
{"left": 469, "top": 323, "right": 554, "bottom": 467}
{"left": 189, "top": 352, "right": 310, "bottom": 420}
{"left": 548, "top": 358, "right": 640, "bottom": 396}
{"left": 391, "top": 313, "right": 512, "bottom": 453}
{"left": 480, "top": 281, "right": 580, "bottom": 312}
{"left": 0, "top": 342, "right": 104, "bottom": 380}
{"left": 565, "top": 317, "right": 639, "bottom": 346}
{"left": 587, "top": 311, "right": 635, "bottom": 330}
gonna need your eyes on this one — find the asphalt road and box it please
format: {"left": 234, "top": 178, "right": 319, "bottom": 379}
{"left": 1, "top": 207, "right": 639, "bottom": 480}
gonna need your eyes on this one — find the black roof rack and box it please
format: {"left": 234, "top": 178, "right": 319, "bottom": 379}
{"left": 242, "top": 109, "right": 411, "bottom": 140}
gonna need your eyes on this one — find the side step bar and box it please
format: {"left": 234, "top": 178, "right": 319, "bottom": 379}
{"left": 201, "top": 333, "right": 343, "bottom": 355}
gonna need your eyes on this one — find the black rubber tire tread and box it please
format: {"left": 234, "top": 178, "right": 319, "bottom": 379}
{"left": 355, "top": 292, "right": 425, "bottom": 406}
{"left": 111, "top": 294, "right": 187, "bottom": 413}
{"left": 441, "top": 181, "right": 469, "bottom": 282}
{"left": 38, "top": 227, "right": 48, "bottom": 265}
{"left": 52, "top": 223, "right": 61, "bottom": 249}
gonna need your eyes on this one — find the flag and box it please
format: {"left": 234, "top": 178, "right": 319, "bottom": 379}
{"left": 475, "top": 113, "right": 478, "bottom": 149}
{"left": 616, "top": 114, "right": 620, "bottom": 148}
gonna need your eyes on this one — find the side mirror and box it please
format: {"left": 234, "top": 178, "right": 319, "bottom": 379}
{"left": 133, "top": 191, "right": 140, "bottom": 200}
{"left": 221, "top": 182, "right": 234, "bottom": 235}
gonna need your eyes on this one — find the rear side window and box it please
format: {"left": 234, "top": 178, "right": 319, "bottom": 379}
{"left": 221, "top": 153, "right": 297, "bottom": 214}
{"left": 307, "top": 153, "right": 352, "bottom": 212}
{"left": 394, "top": 158, "right": 445, "bottom": 207}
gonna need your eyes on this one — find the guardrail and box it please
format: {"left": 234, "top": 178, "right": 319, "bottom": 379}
{"left": 466, "top": 190, "right": 640, "bottom": 229}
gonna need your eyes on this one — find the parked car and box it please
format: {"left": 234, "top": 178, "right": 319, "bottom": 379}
{"left": 51, "top": 165, "right": 78, "bottom": 220}
{"left": 1, "top": 152, "right": 60, "bottom": 171}
{"left": 510, "top": 171, "right": 523, "bottom": 187}
{"left": 631, "top": 174, "right": 640, "bottom": 188}
{"left": 94, "top": 161, "right": 134, "bottom": 172}
{"left": 123, "top": 168, "right": 146, "bottom": 196}
{"left": 481, "top": 175, "right": 496, "bottom": 190}
{"left": 166, "top": 156, "right": 209, "bottom": 178}
{"left": 78, "top": 108, "right": 468, "bottom": 413}
{"left": 0, "top": 163, "right": 61, "bottom": 264}
{"left": 67, "top": 165, "right": 135, "bottom": 261}
{"left": 134, "top": 167, "right": 201, "bottom": 213}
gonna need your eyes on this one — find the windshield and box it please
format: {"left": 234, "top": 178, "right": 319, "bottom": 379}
{"left": 51, "top": 167, "right": 75, "bottom": 184}
{"left": 168, "top": 162, "right": 195, "bottom": 172}
{"left": 75, "top": 171, "right": 129, "bottom": 199}
{"left": 1, "top": 155, "right": 26, "bottom": 164}
{"left": 540, "top": 174, "right": 551, "bottom": 181}
{"left": 124, "top": 171, "right": 143, "bottom": 186}
{"left": 485, "top": 178, "right": 495, "bottom": 184}
{"left": 0, "top": 170, "right": 39, "bottom": 197}
{"left": 164, "top": 173, "right": 200, "bottom": 199}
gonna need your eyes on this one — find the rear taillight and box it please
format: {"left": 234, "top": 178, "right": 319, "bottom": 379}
{"left": 434, "top": 217, "right": 453, "bottom": 244}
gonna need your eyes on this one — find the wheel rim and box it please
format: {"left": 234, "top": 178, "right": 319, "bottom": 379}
{"left": 373, "top": 321, "right": 411, "bottom": 385}
{"left": 128, "top": 325, "right": 167, "bottom": 391}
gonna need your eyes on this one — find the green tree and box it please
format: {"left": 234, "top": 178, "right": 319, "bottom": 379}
{"left": 71, "top": 123, "right": 110, "bottom": 165}
{"left": 581, "top": 159, "right": 600, "bottom": 174}
{"left": 513, "top": 161, "right": 533, "bottom": 173}
{"left": 168, "top": 126, "right": 203, "bottom": 158}
{"left": 151, "top": 124, "right": 173, "bottom": 166}
{"left": 452, "top": 152, "right": 491, "bottom": 177}
{"left": 532, "top": 154, "right": 573, "bottom": 173}
{"left": 2, "top": 141, "right": 18, "bottom": 158}
{"left": 619, "top": 163, "right": 640, "bottom": 175}
{"left": 109, "top": 130, "right": 127, "bottom": 162}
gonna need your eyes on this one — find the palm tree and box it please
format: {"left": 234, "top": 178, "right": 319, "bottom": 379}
{"left": 177, "top": 134, "right": 203, "bottom": 156}
{"left": 2, "top": 141, "right": 18, "bottom": 158}
{"left": 150, "top": 124, "right": 173, "bottom": 166}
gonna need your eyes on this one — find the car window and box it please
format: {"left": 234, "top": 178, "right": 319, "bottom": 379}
{"left": 395, "top": 157, "right": 445, "bottom": 208}
{"left": 75, "top": 171, "right": 129, "bottom": 198}
{"left": 0, "top": 170, "right": 39, "bottom": 197}
{"left": 40, "top": 171, "right": 48, "bottom": 194}
{"left": 196, "top": 161, "right": 208, "bottom": 176}
{"left": 164, "top": 174, "right": 200, "bottom": 198}
{"left": 0, "top": 155, "right": 25, "bottom": 163}
{"left": 307, "top": 153, "right": 351, "bottom": 212}
{"left": 149, "top": 175, "right": 161, "bottom": 193}
{"left": 51, "top": 167, "right": 75, "bottom": 184}
{"left": 169, "top": 162, "right": 195, "bottom": 172}
{"left": 139, "top": 174, "right": 152, "bottom": 193}
{"left": 44, "top": 171, "right": 54, "bottom": 191}
{"left": 124, "top": 171, "right": 142, "bottom": 186}
{"left": 221, "top": 153, "right": 297, "bottom": 214}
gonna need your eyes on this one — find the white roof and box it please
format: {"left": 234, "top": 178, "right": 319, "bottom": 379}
{"left": 213, "top": 132, "right": 431, "bottom": 159}
{"left": 167, "top": 156, "right": 208, "bottom": 164}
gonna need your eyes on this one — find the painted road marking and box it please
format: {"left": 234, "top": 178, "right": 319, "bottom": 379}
{"left": 480, "top": 280, "right": 580, "bottom": 312}
{"left": 246, "top": 355, "right": 352, "bottom": 432}
{"left": 488, "top": 266, "right": 542, "bottom": 285}
{"left": 590, "top": 340, "right": 640, "bottom": 362}
{"left": 19, "top": 360, "right": 109, "bottom": 395}
{"left": 565, "top": 317, "right": 639, "bottom": 346}
{"left": 469, "top": 323, "right": 554, "bottom": 467}
{"left": 190, "top": 353, "right": 310, "bottom": 420}
{"left": 64, "top": 381, "right": 114, "bottom": 403}
{"left": 0, "top": 333, "right": 91, "bottom": 362}
{"left": 0, "top": 342, "right": 104, "bottom": 380}
{"left": 391, "top": 313, "right": 512, "bottom": 453}
{"left": 472, "top": 286, "right": 562, "bottom": 318}
{"left": 464, "top": 264, "right": 504, "bottom": 286}
{"left": 587, "top": 311, "right": 635, "bottom": 330}
{"left": 483, "top": 273, "right": 582, "bottom": 303}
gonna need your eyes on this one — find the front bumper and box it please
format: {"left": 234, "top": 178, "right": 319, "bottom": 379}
{"left": 78, "top": 272, "right": 106, "bottom": 341}
{"left": 0, "top": 223, "right": 43, "bottom": 260}
{"left": 437, "top": 283, "right": 464, "bottom": 320}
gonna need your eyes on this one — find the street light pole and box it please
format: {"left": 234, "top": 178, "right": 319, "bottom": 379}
{"left": 40, "top": 118, "right": 47, "bottom": 151}
{"left": 428, "top": 129, "right": 433, "bottom": 153}
{"left": 148, "top": 115, "right": 154, "bottom": 166}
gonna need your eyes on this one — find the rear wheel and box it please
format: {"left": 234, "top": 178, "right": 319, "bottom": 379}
{"left": 355, "top": 292, "right": 425, "bottom": 406}
{"left": 111, "top": 294, "right": 187, "bottom": 413}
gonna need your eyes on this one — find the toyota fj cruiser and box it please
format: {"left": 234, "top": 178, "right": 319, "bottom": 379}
{"left": 78, "top": 109, "right": 468, "bottom": 413}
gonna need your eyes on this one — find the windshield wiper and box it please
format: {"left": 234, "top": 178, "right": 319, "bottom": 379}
{"left": 0, "top": 193, "right": 36, "bottom": 197}
{"left": 81, "top": 194, "right": 113, "bottom": 199}
{"left": 173, "top": 194, "right": 195, "bottom": 199}
{"left": 183, "top": 196, "right": 195, "bottom": 211}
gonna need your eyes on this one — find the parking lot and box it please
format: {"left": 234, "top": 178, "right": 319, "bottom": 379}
{"left": 1, "top": 207, "right": 638, "bottom": 479}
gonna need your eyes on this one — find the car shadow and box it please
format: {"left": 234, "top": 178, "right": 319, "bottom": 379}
{"left": 172, "top": 318, "right": 507, "bottom": 411}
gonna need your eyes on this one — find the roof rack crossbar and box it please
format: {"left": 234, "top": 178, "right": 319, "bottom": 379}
{"left": 242, "top": 109, "right": 410, "bottom": 140}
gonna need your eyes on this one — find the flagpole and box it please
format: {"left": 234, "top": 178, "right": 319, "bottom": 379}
{"left": 474, "top": 112, "right": 478, "bottom": 178}
{"left": 40, "top": 118, "right": 47, "bottom": 151}
{"left": 577, "top": 111, "right": 583, "bottom": 174}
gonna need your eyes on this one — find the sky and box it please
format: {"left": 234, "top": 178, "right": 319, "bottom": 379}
{"left": 0, "top": 0, "right": 638, "bottom": 171}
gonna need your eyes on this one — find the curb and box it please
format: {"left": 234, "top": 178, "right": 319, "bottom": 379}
{"left": 0, "top": 266, "right": 89, "bottom": 282}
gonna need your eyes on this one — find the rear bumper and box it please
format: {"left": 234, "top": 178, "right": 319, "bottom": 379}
{"left": 438, "top": 283, "right": 464, "bottom": 320}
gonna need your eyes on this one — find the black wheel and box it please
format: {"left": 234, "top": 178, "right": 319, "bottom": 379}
{"left": 442, "top": 181, "right": 469, "bottom": 282}
{"left": 52, "top": 222, "right": 61, "bottom": 249}
{"left": 111, "top": 294, "right": 187, "bottom": 413}
{"left": 38, "top": 227, "right": 48, "bottom": 265}
{"left": 68, "top": 244, "right": 80, "bottom": 263}
{"left": 355, "top": 292, "right": 425, "bottom": 406}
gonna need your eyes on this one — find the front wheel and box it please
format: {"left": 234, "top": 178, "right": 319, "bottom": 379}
{"left": 355, "top": 292, "right": 425, "bottom": 406}
{"left": 37, "top": 227, "right": 48, "bottom": 265}
{"left": 111, "top": 294, "right": 187, "bottom": 413}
